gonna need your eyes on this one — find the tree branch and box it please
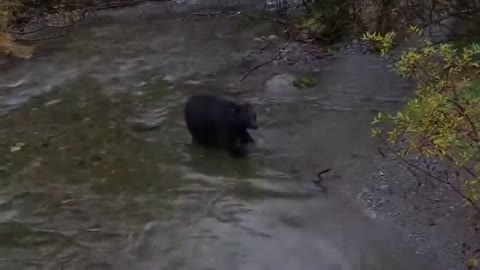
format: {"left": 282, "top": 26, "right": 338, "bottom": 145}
{"left": 378, "top": 135, "right": 480, "bottom": 215}
{"left": 240, "top": 37, "right": 292, "bottom": 81}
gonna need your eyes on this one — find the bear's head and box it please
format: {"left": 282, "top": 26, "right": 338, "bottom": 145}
{"left": 233, "top": 102, "right": 257, "bottom": 130}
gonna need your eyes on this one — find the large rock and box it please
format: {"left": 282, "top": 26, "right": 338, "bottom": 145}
{"left": 264, "top": 73, "right": 298, "bottom": 95}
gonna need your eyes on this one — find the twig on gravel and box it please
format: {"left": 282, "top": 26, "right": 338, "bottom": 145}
{"left": 378, "top": 136, "right": 480, "bottom": 215}
{"left": 240, "top": 37, "right": 292, "bottom": 81}
{"left": 377, "top": 147, "right": 386, "bottom": 157}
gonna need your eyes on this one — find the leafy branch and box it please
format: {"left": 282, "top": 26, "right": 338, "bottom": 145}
{"left": 366, "top": 26, "right": 480, "bottom": 215}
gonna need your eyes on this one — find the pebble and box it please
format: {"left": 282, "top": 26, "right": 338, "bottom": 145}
{"left": 267, "top": 34, "right": 278, "bottom": 40}
{"left": 362, "top": 208, "right": 377, "bottom": 219}
{"left": 130, "top": 121, "right": 162, "bottom": 132}
{"left": 379, "top": 183, "right": 389, "bottom": 190}
{"left": 43, "top": 99, "right": 63, "bottom": 107}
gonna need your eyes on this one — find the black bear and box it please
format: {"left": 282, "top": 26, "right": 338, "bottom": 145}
{"left": 184, "top": 94, "right": 258, "bottom": 157}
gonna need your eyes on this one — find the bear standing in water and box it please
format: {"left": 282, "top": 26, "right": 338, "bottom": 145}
{"left": 184, "top": 94, "right": 258, "bottom": 157}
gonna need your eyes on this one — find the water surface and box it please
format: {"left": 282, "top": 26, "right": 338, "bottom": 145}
{"left": 0, "top": 2, "right": 433, "bottom": 270}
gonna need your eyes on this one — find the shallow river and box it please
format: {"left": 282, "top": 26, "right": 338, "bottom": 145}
{"left": 0, "top": 2, "right": 436, "bottom": 270}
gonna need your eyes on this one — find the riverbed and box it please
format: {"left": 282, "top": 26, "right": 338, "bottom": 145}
{"left": 0, "top": 2, "right": 443, "bottom": 270}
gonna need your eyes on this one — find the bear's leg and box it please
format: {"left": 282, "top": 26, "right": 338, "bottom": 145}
{"left": 189, "top": 125, "right": 215, "bottom": 147}
{"left": 224, "top": 132, "right": 246, "bottom": 158}
{"left": 191, "top": 135, "right": 201, "bottom": 145}
{"left": 238, "top": 129, "right": 255, "bottom": 144}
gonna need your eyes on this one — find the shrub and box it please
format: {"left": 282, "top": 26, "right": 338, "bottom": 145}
{"left": 0, "top": 0, "right": 33, "bottom": 58}
{"left": 364, "top": 26, "right": 480, "bottom": 214}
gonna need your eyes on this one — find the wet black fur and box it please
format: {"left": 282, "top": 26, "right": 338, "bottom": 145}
{"left": 184, "top": 94, "right": 257, "bottom": 157}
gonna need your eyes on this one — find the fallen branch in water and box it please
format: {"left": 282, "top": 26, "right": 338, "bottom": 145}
{"left": 12, "top": 17, "right": 83, "bottom": 42}
{"left": 141, "top": 9, "right": 292, "bottom": 27}
{"left": 238, "top": 11, "right": 292, "bottom": 27}
{"left": 313, "top": 168, "right": 331, "bottom": 193}
{"left": 140, "top": 8, "right": 296, "bottom": 81}
{"left": 19, "top": 32, "right": 67, "bottom": 42}
{"left": 240, "top": 36, "right": 292, "bottom": 81}
{"left": 141, "top": 11, "right": 191, "bottom": 24}
{"left": 8, "top": 24, "right": 46, "bottom": 36}
{"left": 10, "top": 0, "right": 168, "bottom": 41}
{"left": 93, "top": 0, "right": 162, "bottom": 11}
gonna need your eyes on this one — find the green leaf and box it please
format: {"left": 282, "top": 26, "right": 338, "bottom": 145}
{"left": 291, "top": 75, "right": 318, "bottom": 89}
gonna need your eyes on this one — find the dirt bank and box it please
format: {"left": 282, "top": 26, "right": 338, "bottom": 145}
{"left": 360, "top": 155, "right": 479, "bottom": 270}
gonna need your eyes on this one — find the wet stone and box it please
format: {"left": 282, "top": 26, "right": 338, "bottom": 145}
{"left": 130, "top": 120, "right": 162, "bottom": 132}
